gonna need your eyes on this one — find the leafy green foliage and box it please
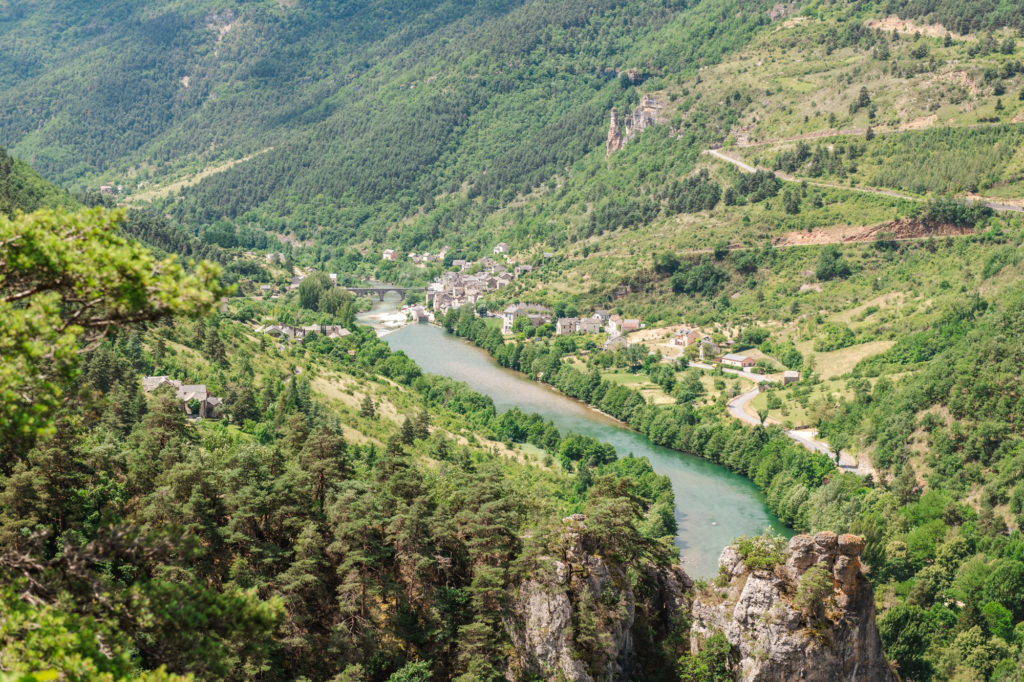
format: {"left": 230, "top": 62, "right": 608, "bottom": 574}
{"left": 735, "top": 532, "right": 788, "bottom": 570}
{"left": 813, "top": 323, "right": 856, "bottom": 352}
{"left": 670, "top": 259, "right": 729, "bottom": 297}
{"left": 919, "top": 197, "right": 994, "bottom": 228}
{"left": 0, "top": 209, "right": 221, "bottom": 454}
{"left": 0, "top": 148, "right": 77, "bottom": 218}
{"left": 815, "top": 245, "right": 851, "bottom": 281}
{"left": 678, "top": 631, "right": 733, "bottom": 682}
{"left": 794, "top": 563, "right": 833, "bottom": 618}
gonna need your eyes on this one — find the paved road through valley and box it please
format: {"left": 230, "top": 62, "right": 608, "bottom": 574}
{"left": 725, "top": 383, "right": 875, "bottom": 478}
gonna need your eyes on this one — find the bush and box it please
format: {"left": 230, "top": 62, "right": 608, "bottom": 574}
{"left": 671, "top": 259, "right": 729, "bottom": 297}
{"left": 919, "top": 197, "right": 992, "bottom": 228}
{"left": 735, "top": 532, "right": 788, "bottom": 570}
{"left": 679, "top": 631, "right": 733, "bottom": 682}
{"left": 794, "top": 563, "right": 833, "bottom": 618}
{"left": 815, "top": 245, "right": 851, "bottom": 281}
{"left": 814, "top": 324, "right": 856, "bottom": 352}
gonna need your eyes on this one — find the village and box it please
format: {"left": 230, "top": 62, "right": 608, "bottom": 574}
{"left": 422, "top": 242, "right": 533, "bottom": 315}
{"left": 417, "top": 242, "right": 779, "bottom": 373}
{"left": 234, "top": 241, "right": 781, "bottom": 378}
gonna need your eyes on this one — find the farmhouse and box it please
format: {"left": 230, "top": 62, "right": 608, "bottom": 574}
{"left": 671, "top": 328, "right": 702, "bottom": 347}
{"left": 502, "top": 303, "right": 552, "bottom": 333}
{"left": 142, "top": 376, "right": 223, "bottom": 418}
{"left": 556, "top": 317, "right": 579, "bottom": 335}
{"left": 604, "top": 335, "right": 629, "bottom": 351}
{"left": 721, "top": 353, "right": 755, "bottom": 369}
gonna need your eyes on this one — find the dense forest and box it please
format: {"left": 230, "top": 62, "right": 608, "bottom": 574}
{"left": 0, "top": 175, "right": 701, "bottom": 679}
{"left": 6, "top": 0, "right": 1024, "bottom": 679}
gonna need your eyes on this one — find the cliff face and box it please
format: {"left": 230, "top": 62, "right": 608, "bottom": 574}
{"left": 606, "top": 95, "right": 662, "bottom": 156}
{"left": 690, "top": 532, "right": 895, "bottom": 682}
{"left": 606, "top": 108, "right": 624, "bottom": 156}
{"left": 505, "top": 514, "right": 692, "bottom": 681}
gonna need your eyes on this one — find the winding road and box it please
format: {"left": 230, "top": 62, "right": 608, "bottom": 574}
{"left": 725, "top": 384, "right": 875, "bottom": 478}
{"left": 704, "top": 148, "right": 1023, "bottom": 214}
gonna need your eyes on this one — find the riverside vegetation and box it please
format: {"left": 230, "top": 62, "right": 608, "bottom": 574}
{"left": 5, "top": 0, "right": 1024, "bottom": 679}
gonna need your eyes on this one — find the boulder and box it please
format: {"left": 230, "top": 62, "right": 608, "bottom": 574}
{"left": 838, "top": 533, "right": 866, "bottom": 556}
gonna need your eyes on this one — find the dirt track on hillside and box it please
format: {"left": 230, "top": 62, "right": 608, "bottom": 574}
{"left": 773, "top": 218, "right": 975, "bottom": 247}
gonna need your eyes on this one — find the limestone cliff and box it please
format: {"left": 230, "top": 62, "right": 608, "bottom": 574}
{"left": 606, "top": 95, "right": 662, "bottom": 156}
{"left": 505, "top": 514, "right": 692, "bottom": 681}
{"left": 690, "top": 532, "right": 895, "bottom": 682}
{"left": 606, "top": 107, "right": 624, "bottom": 156}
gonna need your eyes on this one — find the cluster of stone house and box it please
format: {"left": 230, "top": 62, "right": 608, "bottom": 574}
{"left": 555, "top": 317, "right": 603, "bottom": 335}
{"left": 605, "top": 314, "right": 642, "bottom": 335}
{"left": 426, "top": 257, "right": 525, "bottom": 315}
{"left": 552, "top": 311, "right": 644, "bottom": 337}
{"left": 250, "top": 267, "right": 338, "bottom": 299}
{"left": 502, "top": 303, "right": 553, "bottom": 333}
{"left": 407, "top": 251, "right": 444, "bottom": 265}
{"left": 668, "top": 326, "right": 730, "bottom": 362}
{"left": 258, "top": 324, "right": 351, "bottom": 341}
{"left": 142, "top": 376, "right": 223, "bottom": 418}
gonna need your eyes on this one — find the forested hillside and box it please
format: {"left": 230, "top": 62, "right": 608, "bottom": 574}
{"left": 6, "top": 0, "right": 1024, "bottom": 679}
{"left": 0, "top": 168, "right": 697, "bottom": 679}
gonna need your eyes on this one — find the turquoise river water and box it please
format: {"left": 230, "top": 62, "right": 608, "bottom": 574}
{"left": 365, "top": 305, "right": 789, "bottom": 577}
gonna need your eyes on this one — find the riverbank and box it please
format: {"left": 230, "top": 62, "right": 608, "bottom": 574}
{"left": 385, "top": 323, "right": 791, "bottom": 577}
{"left": 355, "top": 295, "right": 421, "bottom": 336}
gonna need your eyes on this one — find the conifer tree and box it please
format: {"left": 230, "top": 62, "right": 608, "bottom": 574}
{"left": 400, "top": 417, "right": 415, "bottom": 444}
{"left": 414, "top": 409, "right": 431, "bottom": 440}
{"left": 360, "top": 395, "right": 375, "bottom": 418}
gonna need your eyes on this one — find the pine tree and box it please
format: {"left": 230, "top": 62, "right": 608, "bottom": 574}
{"left": 359, "top": 395, "right": 375, "bottom": 418}
{"left": 300, "top": 424, "right": 349, "bottom": 508}
{"left": 414, "top": 409, "right": 431, "bottom": 440}
{"left": 192, "top": 318, "right": 206, "bottom": 347}
{"left": 204, "top": 326, "right": 227, "bottom": 366}
{"left": 230, "top": 386, "right": 259, "bottom": 423}
{"left": 400, "top": 417, "right": 415, "bottom": 444}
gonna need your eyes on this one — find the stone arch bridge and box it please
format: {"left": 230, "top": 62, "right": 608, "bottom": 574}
{"left": 345, "top": 286, "right": 424, "bottom": 301}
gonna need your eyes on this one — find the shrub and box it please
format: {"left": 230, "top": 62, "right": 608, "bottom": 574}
{"left": 814, "top": 324, "right": 856, "bottom": 352}
{"left": 794, "top": 563, "right": 833, "bottom": 618}
{"left": 679, "top": 631, "right": 733, "bottom": 682}
{"left": 816, "top": 245, "right": 851, "bottom": 281}
{"left": 735, "top": 532, "right": 788, "bottom": 570}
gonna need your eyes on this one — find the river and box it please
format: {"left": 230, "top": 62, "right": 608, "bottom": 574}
{"left": 360, "top": 300, "right": 789, "bottom": 577}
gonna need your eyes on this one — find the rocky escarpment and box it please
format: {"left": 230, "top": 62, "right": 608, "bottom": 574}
{"left": 606, "top": 95, "right": 662, "bottom": 156}
{"left": 691, "top": 532, "right": 895, "bottom": 681}
{"left": 505, "top": 514, "right": 692, "bottom": 681}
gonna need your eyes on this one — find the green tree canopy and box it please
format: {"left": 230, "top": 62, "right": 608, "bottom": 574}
{"left": 0, "top": 208, "right": 221, "bottom": 455}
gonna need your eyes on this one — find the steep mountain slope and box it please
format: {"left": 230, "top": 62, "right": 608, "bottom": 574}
{"left": 0, "top": 146, "right": 77, "bottom": 216}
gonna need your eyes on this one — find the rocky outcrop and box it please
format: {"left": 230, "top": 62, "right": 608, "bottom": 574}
{"left": 606, "top": 95, "right": 662, "bottom": 156}
{"left": 606, "top": 108, "right": 623, "bottom": 156}
{"left": 767, "top": 2, "right": 797, "bottom": 22}
{"left": 505, "top": 514, "right": 692, "bottom": 681}
{"left": 690, "top": 532, "right": 895, "bottom": 681}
